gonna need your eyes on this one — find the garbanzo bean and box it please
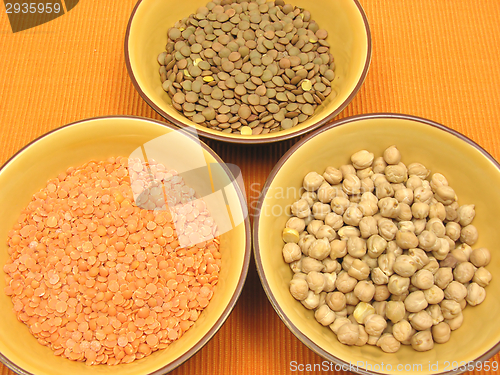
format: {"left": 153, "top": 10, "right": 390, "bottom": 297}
{"left": 377, "top": 333, "right": 401, "bottom": 353}
{"left": 432, "top": 322, "right": 451, "bottom": 344}
{"left": 411, "top": 330, "right": 434, "bottom": 352}
{"left": 470, "top": 247, "right": 491, "bottom": 268}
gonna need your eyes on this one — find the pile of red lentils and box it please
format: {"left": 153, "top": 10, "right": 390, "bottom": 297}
{"left": 3, "top": 156, "right": 221, "bottom": 365}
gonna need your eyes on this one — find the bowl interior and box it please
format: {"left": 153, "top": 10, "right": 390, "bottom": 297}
{"left": 126, "top": 0, "right": 370, "bottom": 143}
{"left": 0, "top": 117, "right": 249, "bottom": 375}
{"left": 255, "top": 115, "right": 500, "bottom": 375}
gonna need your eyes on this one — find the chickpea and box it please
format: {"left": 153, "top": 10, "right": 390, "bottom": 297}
{"left": 325, "top": 291, "right": 346, "bottom": 312}
{"left": 457, "top": 204, "right": 475, "bottom": 226}
{"left": 394, "top": 231, "right": 418, "bottom": 250}
{"left": 301, "top": 191, "right": 318, "bottom": 207}
{"left": 352, "top": 301, "right": 375, "bottom": 324}
{"left": 444, "top": 201, "right": 459, "bottom": 222}
{"left": 444, "top": 222, "right": 460, "bottom": 242}
{"left": 412, "top": 218, "right": 427, "bottom": 236}
{"left": 293, "top": 272, "right": 308, "bottom": 281}
{"left": 430, "top": 173, "right": 448, "bottom": 192}
{"left": 386, "top": 301, "right": 406, "bottom": 323}
{"left": 444, "top": 281, "right": 467, "bottom": 303}
{"left": 301, "top": 257, "right": 325, "bottom": 273}
{"left": 460, "top": 224, "right": 478, "bottom": 246}
{"left": 409, "top": 310, "right": 433, "bottom": 331}
{"left": 306, "top": 220, "right": 322, "bottom": 237}
{"left": 411, "top": 269, "right": 434, "bottom": 290}
{"left": 424, "top": 285, "right": 444, "bottom": 305}
{"left": 398, "top": 221, "right": 415, "bottom": 234}
{"left": 434, "top": 267, "right": 453, "bottom": 289}
{"left": 283, "top": 243, "right": 302, "bottom": 263}
{"left": 331, "top": 196, "right": 350, "bottom": 215}
{"left": 374, "top": 285, "right": 391, "bottom": 301}
{"left": 423, "top": 256, "right": 440, "bottom": 274}
{"left": 377, "top": 333, "right": 401, "bottom": 353}
{"left": 366, "top": 235, "right": 387, "bottom": 259}
{"left": 323, "top": 166, "right": 343, "bottom": 185}
{"left": 470, "top": 247, "right": 491, "bottom": 268}
{"left": 370, "top": 156, "right": 386, "bottom": 174}
{"left": 348, "top": 259, "right": 370, "bottom": 281}
{"left": 466, "top": 283, "right": 486, "bottom": 306}
{"left": 434, "top": 186, "right": 456, "bottom": 205}
{"left": 341, "top": 254, "right": 355, "bottom": 272}
{"left": 322, "top": 258, "right": 339, "bottom": 273}
{"left": 329, "top": 317, "right": 350, "bottom": 334}
{"left": 361, "top": 253, "right": 378, "bottom": 270}
{"left": 385, "top": 163, "right": 408, "bottom": 184}
{"left": 372, "top": 174, "right": 389, "bottom": 188}
{"left": 440, "top": 299, "right": 461, "bottom": 320}
{"left": 443, "top": 312, "right": 463, "bottom": 331}
{"left": 304, "top": 271, "right": 324, "bottom": 294}
{"left": 323, "top": 213, "right": 342, "bottom": 231}
{"left": 414, "top": 187, "right": 434, "bottom": 205}
{"left": 395, "top": 203, "right": 412, "bottom": 222}
{"left": 353, "top": 325, "right": 368, "bottom": 346}
{"left": 411, "top": 330, "right": 434, "bottom": 352}
{"left": 289, "top": 278, "right": 309, "bottom": 301}
{"left": 383, "top": 145, "right": 401, "bottom": 165}
{"left": 290, "top": 258, "right": 303, "bottom": 273}
{"left": 298, "top": 234, "right": 315, "bottom": 256}
{"left": 394, "top": 188, "right": 414, "bottom": 205}
{"left": 378, "top": 253, "right": 396, "bottom": 276}
{"left": 393, "top": 255, "right": 418, "bottom": 277}
{"left": 291, "top": 199, "right": 311, "bottom": 218}
{"left": 312, "top": 202, "right": 331, "bottom": 220}
{"left": 351, "top": 150, "right": 374, "bottom": 169}
{"left": 359, "top": 217, "right": 378, "bottom": 239}
{"left": 358, "top": 199, "right": 378, "bottom": 217}
{"left": 432, "top": 322, "right": 451, "bottom": 344}
{"left": 364, "top": 314, "right": 387, "bottom": 336}
{"left": 429, "top": 202, "right": 446, "bottom": 221}
{"left": 406, "top": 175, "right": 423, "bottom": 190}
{"left": 303, "top": 172, "right": 324, "bottom": 192}
{"left": 404, "top": 291, "right": 428, "bottom": 313}
{"left": 418, "top": 230, "right": 439, "bottom": 251}
{"left": 376, "top": 182, "right": 395, "bottom": 199}
{"left": 360, "top": 177, "right": 375, "bottom": 194}
{"left": 432, "top": 238, "right": 451, "bottom": 261}
{"left": 407, "top": 248, "right": 429, "bottom": 270}
{"left": 336, "top": 271, "right": 357, "bottom": 293}
{"left": 345, "top": 291, "right": 360, "bottom": 306}
{"left": 373, "top": 301, "right": 387, "bottom": 319}
{"left": 378, "top": 218, "right": 398, "bottom": 241}
{"left": 337, "top": 323, "right": 359, "bottom": 345}
{"left": 473, "top": 267, "right": 492, "bottom": 287}
{"left": 367, "top": 335, "right": 381, "bottom": 346}
{"left": 316, "top": 225, "right": 337, "bottom": 242}
{"left": 392, "top": 319, "right": 412, "bottom": 343}
{"left": 342, "top": 205, "right": 363, "bottom": 226}
{"left": 345, "top": 237, "right": 366, "bottom": 259}
{"left": 453, "top": 262, "right": 475, "bottom": 283}
{"left": 339, "top": 164, "right": 356, "bottom": 177}
{"left": 426, "top": 218, "right": 446, "bottom": 238}
{"left": 300, "top": 290, "right": 320, "bottom": 309}
{"left": 411, "top": 202, "right": 429, "bottom": 219}
{"left": 378, "top": 197, "right": 399, "bottom": 219}
{"left": 388, "top": 275, "right": 410, "bottom": 296}
{"left": 342, "top": 174, "right": 362, "bottom": 196}
{"left": 304, "top": 214, "right": 314, "bottom": 226}
{"left": 353, "top": 280, "right": 375, "bottom": 302}
{"left": 317, "top": 184, "right": 336, "bottom": 204}
{"left": 366, "top": 268, "right": 388, "bottom": 287}
{"left": 406, "top": 162, "right": 429, "bottom": 179}
{"left": 329, "top": 240, "right": 346, "bottom": 259}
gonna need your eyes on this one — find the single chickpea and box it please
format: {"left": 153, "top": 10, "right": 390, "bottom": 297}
{"left": 432, "top": 322, "right": 451, "bottom": 344}
{"left": 371, "top": 267, "right": 389, "bottom": 285}
{"left": 323, "top": 166, "right": 343, "bottom": 185}
{"left": 470, "top": 247, "right": 491, "bottom": 268}
{"left": 440, "top": 299, "right": 461, "bottom": 320}
{"left": 392, "top": 319, "right": 412, "bottom": 343}
{"left": 345, "top": 291, "right": 360, "bottom": 306}
{"left": 358, "top": 199, "right": 378, "bottom": 217}
{"left": 411, "top": 330, "right": 434, "bottom": 352}
{"left": 331, "top": 196, "right": 350, "bottom": 215}
{"left": 329, "top": 317, "right": 350, "bottom": 334}
{"left": 388, "top": 274, "right": 410, "bottom": 296}
{"left": 383, "top": 145, "right": 401, "bottom": 165}
{"left": 366, "top": 235, "right": 387, "bottom": 259}
{"left": 378, "top": 197, "right": 399, "bottom": 219}
{"left": 434, "top": 266, "right": 454, "bottom": 290}
{"left": 286, "top": 217, "right": 306, "bottom": 234}
{"left": 378, "top": 218, "right": 398, "bottom": 241}
{"left": 376, "top": 182, "right": 395, "bottom": 199}
{"left": 326, "top": 291, "right": 347, "bottom": 312}
{"left": 429, "top": 202, "right": 447, "bottom": 221}
{"left": 283, "top": 243, "right": 302, "bottom": 263}
{"left": 322, "top": 258, "right": 339, "bottom": 273}
{"left": 393, "top": 255, "right": 418, "bottom": 277}
{"left": 341, "top": 254, "right": 356, "bottom": 272}
{"left": 395, "top": 231, "right": 418, "bottom": 250}
{"left": 324, "top": 273, "right": 337, "bottom": 293}
{"left": 353, "top": 280, "right": 375, "bottom": 302}
{"left": 356, "top": 166, "right": 374, "bottom": 180}
{"left": 466, "top": 283, "right": 486, "bottom": 306}
{"left": 377, "top": 333, "right": 401, "bottom": 353}
{"left": 290, "top": 258, "right": 303, "bottom": 273}
{"left": 374, "top": 285, "right": 391, "bottom": 301}
{"left": 342, "top": 174, "right": 362, "bottom": 196}
{"left": 378, "top": 253, "right": 396, "bottom": 277}
{"left": 372, "top": 156, "right": 387, "bottom": 174}
{"left": 407, "top": 162, "right": 430, "bottom": 179}
{"left": 316, "top": 225, "right": 337, "bottom": 242}
{"left": 312, "top": 202, "right": 331, "bottom": 220}
{"left": 394, "top": 188, "right": 414, "bottom": 205}
{"left": 362, "top": 253, "right": 378, "bottom": 270}
{"left": 373, "top": 301, "right": 387, "bottom": 318}
{"left": 339, "top": 164, "right": 356, "bottom": 178}
{"left": 424, "top": 285, "right": 445, "bottom": 305}
{"left": 434, "top": 186, "right": 456, "bottom": 205}
{"left": 335, "top": 271, "right": 357, "bottom": 294}
{"left": 343, "top": 205, "right": 363, "bottom": 226}
{"left": 348, "top": 259, "right": 370, "bottom": 281}
{"left": 361, "top": 177, "right": 375, "bottom": 194}
{"left": 412, "top": 218, "right": 427, "bottom": 236}
{"left": 426, "top": 304, "right": 444, "bottom": 325}
{"left": 396, "top": 202, "right": 413, "bottom": 221}
{"left": 473, "top": 267, "right": 492, "bottom": 287}
{"left": 418, "top": 230, "right": 439, "bottom": 251}
{"left": 301, "top": 290, "right": 320, "bottom": 310}
{"left": 364, "top": 314, "right": 387, "bottom": 336}
{"left": 444, "top": 281, "right": 467, "bottom": 303}
{"left": 301, "top": 257, "right": 325, "bottom": 273}
{"left": 330, "top": 240, "right": 347, "bottom": 259}
{"left": 351, "top": 150, "right": 374, "bottom": 170}
{"left": 423, "top": 256, "right": 440, "bottom": 274}
{"left": 337, "top": 323, "right": 359, "bottom": 346}
{"left": 298, "top": 234, "right": 315, "bottom": 256}
{"left": 398, "top": 221, "right": 415, "bottom": 234}
{"left": 306, "top": 220, "right": 323, "bottom": 237}
{"left": 409, "top": 310, "right": 433, "bottom": 331}
{"left": 283, "top": 228, "right": 300, "bottom": 243}
{"left": 347, "top": 237, "right": 367, "bottom": 259}
{"left": 303, "top": 172, "right": 324, "bottom": 192}
{"left": 444, "top": 201, "right": 459, "bottom": 222}
{"left": 445, "top": 312, "right": 463, "bottom": 331}
{"left": 456, "top": 204, "right": 475, "bottom": 226}
{"left": 315, "top": 304, "right": 336, "bottom": 326}
{"left": 386, "top": 301, "right": 406, "bottom": 323}
{"left": 359, "top": 217, "right": 378, "bottom": 239}
{"left": 414, "top": 186, "right": 434, "bottom": 205}
{"left": 352, "top": 301, "right": 375, "bottom": 323}
{"left": 289, "top": 278, "right": 309, "bottom": 301}
{"left": 406, "top": 175, "right": 423, "bottom": 190}
{"left": 385, "top": 163, "right": 408, "bottom": 184}
{"left": 317, "top": 185, "right": 336, "bottom": 204}
{"left": 453, "top": 262, "right": 475, "bottom": 283}
{"left": 408, "top": 248, "right": 430, "bottom": 270}
{"left": 291, "top": 199, "right": 311, "bottom": 218}
{"left": 429, "top": 172, "right": 448, "bottom": 192}
{"left": 372, "top": 173, "right": 389, "bottom": 188}
{"left": 301, "top": 191, "right": 318, "bottom": 207}
{"left": 306, "top": 271, "right": 326, "bottom": 294}
{"left": 323, "top": 212, "right": 343, "bottom": 231}
{"left": 411, "top": 202, "right": 429, "bottom": 219}
{"left": 411, "top": 269, "right": 434, "bottom": 289}
{"left": 426, "top": 218, "right": 446, "bottom": 238}
{"left": 445, "top": 222, "right": 461, "bottom": 242}
{"left": 404, "top": 291, "right": 428, "bottom": 313}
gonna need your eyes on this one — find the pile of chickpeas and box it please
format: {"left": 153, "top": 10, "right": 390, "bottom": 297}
{"left": 282, "top": 146, "right": 492, "bottom": 353}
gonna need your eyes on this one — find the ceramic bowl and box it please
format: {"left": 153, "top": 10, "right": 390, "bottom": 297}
{"left": 254, "top": 113, "right": 500, "bottom": 375}
{"left": 125, "top": 0, "right": 371, "bottom": 144}
{"left": 0, "top": 116, "right": 251, "bottom": 375}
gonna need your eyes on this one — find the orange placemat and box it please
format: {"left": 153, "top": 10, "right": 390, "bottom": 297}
{"left": 1, "top": 1, "right": 500, "bottom": 374}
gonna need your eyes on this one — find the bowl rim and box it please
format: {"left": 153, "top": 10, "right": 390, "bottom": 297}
{"left": 0, "top": 115, "right": 252, "bottom": 375}
{"left": 124, "top": 0, "right": 372, "bottom": 144}
{"left": 252, "top": 112, "right": 500, "bottom": 375}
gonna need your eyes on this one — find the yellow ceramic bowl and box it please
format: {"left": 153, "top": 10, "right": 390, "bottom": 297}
{"left": 254, "top": 114, "right": 500, "bottom": 375}
{"left": 125, "top": 0, "right": 371, "bottom": 144}
{"left": 0, "top": 116, "right": 251, "bottom": 375}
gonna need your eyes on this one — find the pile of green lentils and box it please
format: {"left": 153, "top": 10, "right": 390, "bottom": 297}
{"left": 158, "top": 0, "right": 336, "bottom": 135}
